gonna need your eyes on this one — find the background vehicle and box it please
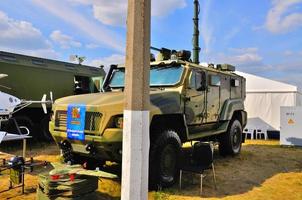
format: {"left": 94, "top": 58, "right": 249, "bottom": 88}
{"left": 0, "top": 51, "right": 105, "bottom": 139}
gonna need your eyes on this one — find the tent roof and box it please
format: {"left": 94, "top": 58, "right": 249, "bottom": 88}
{"left": 236, "top": 71, "right": 298, "bottom": 93}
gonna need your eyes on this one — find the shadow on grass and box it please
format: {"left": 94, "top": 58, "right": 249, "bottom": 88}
{"left": 159, "top": 141, "right": 302, "bottom": 198}
{"left": 67, "top": 141, "right": 302, "bottom": 199}
{"left": 0, "top": 140, "right": 59, "bottom": 157}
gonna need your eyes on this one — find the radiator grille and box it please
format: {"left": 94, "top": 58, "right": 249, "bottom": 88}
{"left": 85, "top": 112, "right": 102, "bottom": 131}
{"left": 55, "top": 110, "right": 67, "bottom": 127}
{"left": 55, "top": 110, "right": 102, "bottom": 132}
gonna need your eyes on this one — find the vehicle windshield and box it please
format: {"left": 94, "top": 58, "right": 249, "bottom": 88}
{"left": 109, "top": 64, "right": 184, "bottom": 88}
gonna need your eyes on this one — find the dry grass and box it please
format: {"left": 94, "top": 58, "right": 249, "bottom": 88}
{"left": 0, "top": 143, "right": 60, "bottom": 200}
{"left": 0, "top": 140, "right": 302, "bottom": 199}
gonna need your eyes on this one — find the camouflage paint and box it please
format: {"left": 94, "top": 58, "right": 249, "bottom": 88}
{"left": 49, "top": 60, "right": 246, "bottom": 162}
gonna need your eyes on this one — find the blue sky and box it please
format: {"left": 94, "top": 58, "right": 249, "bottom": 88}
{"left": 0, "top": 0, "right": 302, "bottom": 88}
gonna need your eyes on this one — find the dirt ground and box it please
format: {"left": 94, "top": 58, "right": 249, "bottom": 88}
{"left": 0, "top": 140, "right": 302, "bottom": 200}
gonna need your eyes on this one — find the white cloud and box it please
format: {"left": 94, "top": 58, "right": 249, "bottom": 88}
{"left": 87, "top": 54, "right": 125, "bottom": 71}
{"left": 217, "top": 49, "right": 302, "bottom": 89}
{"left": 50, "top": 30, "right": 81, "bottom": 49}
{"left": 229, "top": 47, "right": 259, "bottom": 54}
{"left": 152, "top": 0, "right": 186, "bottom": 17}
{"left": 215, "top": 48, "right": 262, "bottom": 66}
{"left": 14, "top": 49, "right": 59, "bottom": 59}
{"left": 273, "top": 62, "right": 302, "bottom": 89}
{"left": 210, "top": 48, "right": 264, "bottom": 73}
{"left": 229, "top": 53, "right": 262, "bottom": 65}
{"left": 280, "top": 50, "right": 302, "bottom": 57}
{"left": 276, "top": 74, "right": 302, "bottom": 89}
{"left": 92, "top": 1, "right": 127, "bottom": 26}
{"left": 0, "top": 11, "right": 50, "bottom": 50}
{"left": 223, "top": 27, "right": 240, "bottom": 43}
{"left": 86, "top": 43, "right": 100, "bottom": 49}
{"left": 0, "top": 11, "right": 58, "bottom": 59}
{"left": 265, "top": 0, "right": 302, "bottom": 33}
{"left": 284, "top": 50, "right": 294, "bottom": 56}
{"left": 200, "top": 0, "right": 214, "bottom": 60}
{"left": 69, "top": 0, "right": 186, "bottom": 26}
{"left": 32, "top": 0, "right": 124, "bottom": 52}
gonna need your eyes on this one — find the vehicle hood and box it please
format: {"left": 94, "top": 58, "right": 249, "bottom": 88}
{"left": 55, "top": 92, "right": 123, "bottom": 107}
{"left": 54, "top": 90, "right": 181, "bottom": 114}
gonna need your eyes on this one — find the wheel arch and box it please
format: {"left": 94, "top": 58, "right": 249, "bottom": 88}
{"left": 150, "top": 114, "right": 188, "bottom": 143}
{"left": 219, "top": 99, "right": 247, "bottom": 127}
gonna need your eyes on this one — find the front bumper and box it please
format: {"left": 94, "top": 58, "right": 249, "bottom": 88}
{"left": 50, "top": 122, "right": 123, "bottom": 162}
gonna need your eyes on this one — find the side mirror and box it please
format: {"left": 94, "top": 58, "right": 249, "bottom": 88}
{"left": 197, "top": 81, "right": 206, "bottom": 91}
{"left": 196, "top": 72, "right": 207, "bottom": 91}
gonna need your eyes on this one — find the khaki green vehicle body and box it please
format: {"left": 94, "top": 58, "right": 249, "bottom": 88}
{"left": 0, "top": 51, "right": 105, "bottom": 139}
{"left": 0, "top": 51, "right": 105, "bottom": 103}
{"left": 49, "top": 59, "right": 247, "bottom": 162}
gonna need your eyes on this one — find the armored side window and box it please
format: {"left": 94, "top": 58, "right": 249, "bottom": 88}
{"left": 32, "top": 59, "right": 46, "bottom": 66}
{"left": 190, "top": 70, "right": 206, "bottom": 91}
{"left": 0, "top": 54, "right": 16, "bottom": 62}
{"left": 196, "top": 72, "right": 202, "bottom": 88}
{"left": 231, "top": 78, "right": 240, "bottom": 87}
{"left": 209, "top": 75, "right": 221, "bottom": 86}
{"left": 189, "top": 71, "right": 196, "bottom": 88}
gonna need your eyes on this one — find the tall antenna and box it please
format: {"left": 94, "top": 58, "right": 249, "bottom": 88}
{"left": 193, "top": 0, "right": 201, "bottom": 64}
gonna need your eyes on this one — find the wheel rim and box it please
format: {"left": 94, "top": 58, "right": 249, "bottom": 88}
{"left": 232, "top": 125, "right": 241, "bottom": 151}
{"left": 160, "top": 144, "right": 177, "bottom": 183}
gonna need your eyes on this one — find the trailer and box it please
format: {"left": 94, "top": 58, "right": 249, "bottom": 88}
{"left": 0, "top": 51, "right": 106, "bottom": 139}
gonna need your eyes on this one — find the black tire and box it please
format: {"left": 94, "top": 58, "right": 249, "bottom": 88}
{"left": 40, "top": 115, "right": 53, "bottom": 141}
{"left": 219, "top": 119, "right": 242, "bottom": 156}
{"left": 149, "top": 130, "right": 181, "bottom": 189}
{"left": 62, "top": 149, "right": 76, "bottom": 164}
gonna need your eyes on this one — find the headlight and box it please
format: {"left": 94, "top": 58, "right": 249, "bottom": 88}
{"left": 114, "top": 116, "right": 123, "bottom": 128}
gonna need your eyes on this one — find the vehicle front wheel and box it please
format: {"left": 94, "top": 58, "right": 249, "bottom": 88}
{"left": 149, "top": 130, "right": 181, "bottom": 189}
{"left": 219, "top": 119, "right": 242, "bottom": 156}
{"left": 40, "top": 115, "right": 53, "bottom": 141}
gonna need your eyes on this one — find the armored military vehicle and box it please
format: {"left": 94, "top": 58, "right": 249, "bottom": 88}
{"left": 49, "top": 49, "right": 246, "bottom": 187}
{"left": 0, "top": 51, "right": 105, "bottom": 139}
{"left": 49, "top": 0, "right": 246, "bottom": 188}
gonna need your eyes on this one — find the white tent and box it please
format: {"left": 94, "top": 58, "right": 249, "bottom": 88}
{"left": 236, "top": 71, "right": 302, "bottom": 131}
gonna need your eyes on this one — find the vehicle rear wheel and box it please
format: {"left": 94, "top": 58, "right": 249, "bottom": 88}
{"left": 149, "top": 130, "right": 181, "bottom": 189}
{"left": 5, "top": 116, "right": 35, "bottom": 136}
{"left": 219, "top": 119, "right": 242, "bottom": 156}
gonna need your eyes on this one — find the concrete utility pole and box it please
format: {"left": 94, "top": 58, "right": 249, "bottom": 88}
{"left": 121, "top": 0, "right": 151, "bottom": 199}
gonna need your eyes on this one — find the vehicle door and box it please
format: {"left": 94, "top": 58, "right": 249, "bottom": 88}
{"left": 184, "top": 69, "right": 207, "bottom": 125}
{"left": 206, "top": 72, "right": 221, "bottom": 122}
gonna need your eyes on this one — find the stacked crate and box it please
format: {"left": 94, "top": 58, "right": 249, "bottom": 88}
{"left": 36, "top": 173, "right": 98, "bottom": 200}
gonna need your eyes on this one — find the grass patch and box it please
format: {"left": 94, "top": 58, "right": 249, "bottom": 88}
{"left": 1, "top": 140, "right": 302, "bottom": 199}
{"left": 154, "top": 191, "right": 170, "bottom": 200}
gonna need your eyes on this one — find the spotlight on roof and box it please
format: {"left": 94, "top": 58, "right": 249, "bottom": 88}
{"left": 69, "top": 55, "right": 86, "bottom": 65}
